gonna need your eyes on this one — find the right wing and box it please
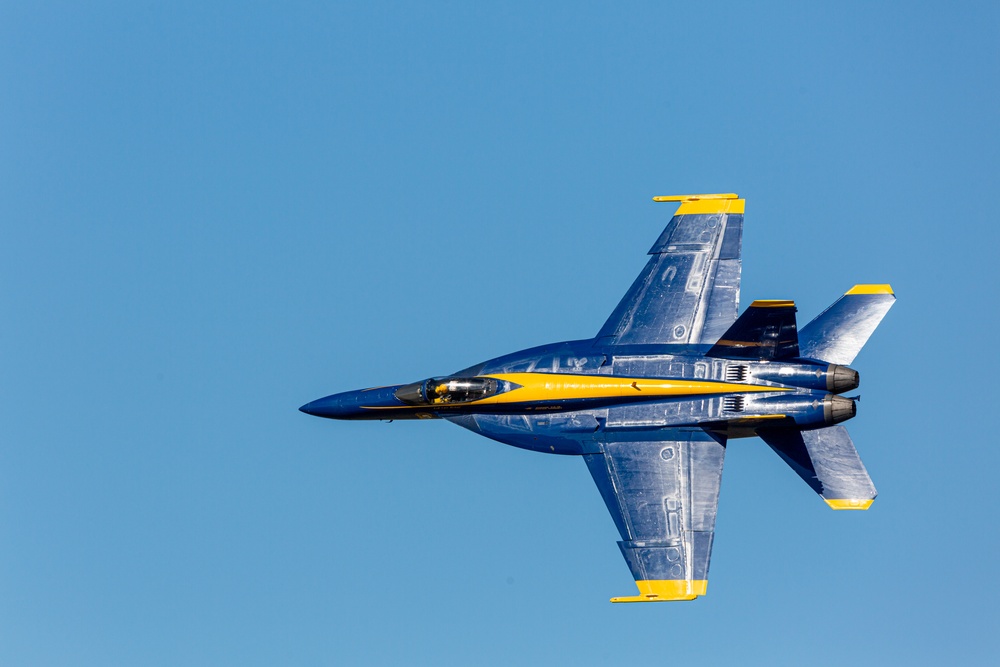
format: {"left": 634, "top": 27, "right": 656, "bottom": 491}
{"left": 596, "top": 194, "right": 743, "bottom": 346}
{"left": 584, "top": 428, "right": 727, "bottom": 602}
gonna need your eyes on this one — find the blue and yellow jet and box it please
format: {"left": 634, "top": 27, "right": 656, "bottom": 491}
{"left": 300, "top": 194, "right": 895, "bottom": 602}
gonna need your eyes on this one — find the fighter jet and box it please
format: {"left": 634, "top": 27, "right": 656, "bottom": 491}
{"left": 300, "top": 193, "right": 895, "bottom": 602}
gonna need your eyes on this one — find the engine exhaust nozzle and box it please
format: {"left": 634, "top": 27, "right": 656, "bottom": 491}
{"left": 824, "top": 394, "right": 857, "bottom": 424}
{"left": 827, "top": 365, "right": 860, "bottom": 394}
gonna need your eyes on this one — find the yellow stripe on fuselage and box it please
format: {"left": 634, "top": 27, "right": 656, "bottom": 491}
{"left": 485, "top": 373, "right": 783, "bottom": 405}
{"left": 361, "top": 373, "right": 789, "bottom": 410}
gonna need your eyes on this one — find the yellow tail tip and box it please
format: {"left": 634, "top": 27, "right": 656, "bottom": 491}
{"left": 750, "top": 299, "right": 795, "bottom": 308}
{"left": 824, "top": 498, "right": 875, "bottom": 510}
{"left": 845, "top": 284, "right": 894, "bottom": 295}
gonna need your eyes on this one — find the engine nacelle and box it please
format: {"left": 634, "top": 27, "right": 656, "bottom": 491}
{"left": 748, "top": 363, "right": 859, "bottom": 394}
{"left": 745, "top": 393, "right": 856, "bottom": 428}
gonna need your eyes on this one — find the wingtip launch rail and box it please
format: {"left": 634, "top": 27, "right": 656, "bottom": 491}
{"left": 652, "top": 193, "right": 740, "bottom": 201}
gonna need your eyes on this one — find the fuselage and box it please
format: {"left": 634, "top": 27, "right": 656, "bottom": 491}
{"left": 300, "top": 338, "right": 859, "bottom": 453}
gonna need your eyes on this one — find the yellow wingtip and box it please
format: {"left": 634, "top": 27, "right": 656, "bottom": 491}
{"left": 824, "top": 498, "right": 875, "bottom": 510}
{"left": 845, "top": 284, "right": 894, "bottom": 295}
{"left": 654, "top": 194, "right": 744, "bottom": 215}
{"left": 610, "top": 580, "right": 707, "bottom": 603}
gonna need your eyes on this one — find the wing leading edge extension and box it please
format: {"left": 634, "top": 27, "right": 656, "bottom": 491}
{"left": 597, "top": 194, "right": 743, "bottom": 346}
{"left": 584, "top": 429, "right": 727, "bottom": 602}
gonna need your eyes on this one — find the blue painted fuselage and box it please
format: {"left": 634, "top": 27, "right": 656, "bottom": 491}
{"left": 300, "top": 339, "right": 858, "bottom": 456}
{"left": 298, "top": 193, "right": 893, "bottom": 602}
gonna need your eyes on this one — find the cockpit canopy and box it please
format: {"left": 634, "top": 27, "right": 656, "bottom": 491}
{"left": 395, "top": 376, "right": 501, "bottom": 405}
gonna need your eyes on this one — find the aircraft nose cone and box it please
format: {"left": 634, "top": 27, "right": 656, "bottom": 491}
{"left": 299, "top": 395, "right": 344, "bottom": 418}
{"left": 300, "top": 385, "right": 403, "bottom": 420}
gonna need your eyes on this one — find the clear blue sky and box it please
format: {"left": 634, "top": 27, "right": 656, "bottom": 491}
{"left": 3, "top": 2, "right": 998, "bottom": 665}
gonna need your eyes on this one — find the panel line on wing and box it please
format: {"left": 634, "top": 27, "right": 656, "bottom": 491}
{"left": 598, "top": 198, "right": 743, "bottom": 346}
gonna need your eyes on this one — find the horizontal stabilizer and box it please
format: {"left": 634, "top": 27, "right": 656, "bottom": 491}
{"left": 706, "top": 300, "right": 799, "bottom": 360}
{"left": 758, "top": 425, "right": 876, "bottom": 509}
{"left": 798, "top": 285, "right": 895, "bottom": 364}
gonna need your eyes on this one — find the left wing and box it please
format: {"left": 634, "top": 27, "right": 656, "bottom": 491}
{"left": 596, "top": 194, "right": 743, "bottom": 345}
{"left": 584, "top": 429, "right": 727, "bottom": 602}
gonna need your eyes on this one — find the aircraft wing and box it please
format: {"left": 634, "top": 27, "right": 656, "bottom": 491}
{"left": 597, "top": 194, "right": 744, "bottom": 345}
{"left": 583, "top": 428, "right": 727, "bottom": 602}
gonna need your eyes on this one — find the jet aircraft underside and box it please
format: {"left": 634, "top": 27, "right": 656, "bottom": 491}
{"left": 300, "top": 193, "right": 895, "bottom": 602}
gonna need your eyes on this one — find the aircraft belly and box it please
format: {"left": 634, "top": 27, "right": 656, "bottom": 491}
{"left": 448, "top": 395, "right": 736, "bottom": 452}
{"left": 605, "top": 398, "right": 720, "bottom": 429}
{"left": 446, "top": 413, "right": 602, "bottom": 455}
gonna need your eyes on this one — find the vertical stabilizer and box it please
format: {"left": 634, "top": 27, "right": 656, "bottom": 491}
{"left": 706, "top": 300, "right": 799, "bottom": 360}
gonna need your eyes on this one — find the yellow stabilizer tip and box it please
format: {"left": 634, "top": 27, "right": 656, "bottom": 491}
{"left": 653, "top": 193, "right": 739, "bottom": 201}
{"left": 824, "top": 498, "right": 874, "bottom": 510}
{"left": 611, "top": 580, "right": 707, "bottom": 603}
{"left": 846, "top": 284, "right": 894, "bottom": 295}
{"left": 750, "top": 299, "right": 795, "bottom": 308}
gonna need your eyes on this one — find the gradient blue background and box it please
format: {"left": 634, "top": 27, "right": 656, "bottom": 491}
{"left": 3, "top": 2, "right": 998, "bottom": 665}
